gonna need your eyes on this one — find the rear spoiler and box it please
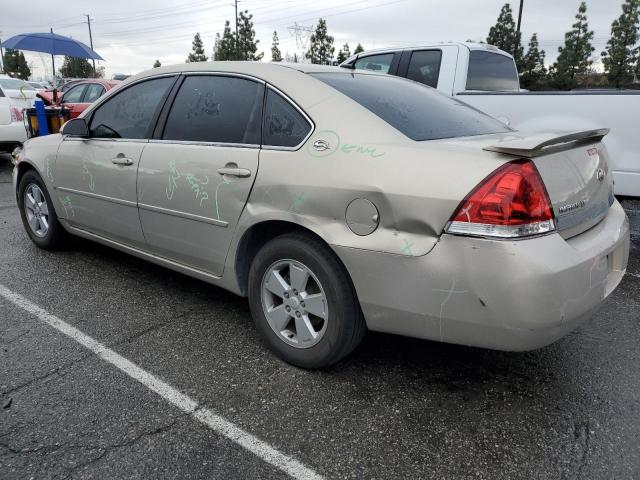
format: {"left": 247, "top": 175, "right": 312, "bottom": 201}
{"left": 483, "top": 128, "right": 609, "bottom": 157}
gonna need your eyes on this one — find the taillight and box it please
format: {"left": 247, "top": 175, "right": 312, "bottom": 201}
{"left": 446, "top": 159, "right": 555, "bottom": 238}
{"left": 10, "top": 107, "right": 24, "bottom": 122}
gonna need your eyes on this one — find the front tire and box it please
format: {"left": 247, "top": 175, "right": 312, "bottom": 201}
{"left": 248, "top": 232, "right": 366, "bottom": 369}
{"left": 18, "top": 170, "right": 66, "bottom": 249}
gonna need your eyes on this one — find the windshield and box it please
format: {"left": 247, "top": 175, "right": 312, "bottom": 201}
{"left": 466, "top": 51, "right": 520, "bottom": 91}
{"left": 0, "top": 78, "right": 34, "bottom": 90}
{"left": 310, "top": 72, "right": 510, "bottom": 141}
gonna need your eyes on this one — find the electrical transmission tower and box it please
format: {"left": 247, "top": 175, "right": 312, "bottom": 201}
{"left": 287, "top": 23, "right": 313, "bottom": 62}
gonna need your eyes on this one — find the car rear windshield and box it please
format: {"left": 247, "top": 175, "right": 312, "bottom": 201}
{"left": 466, "top": 51, "right": 519, "bottom": 91}
{"left": 311, "top": 72, "right": 510, "bottom": 141}
{"left": 0, "top": 78, "right": 34, "bottom": 90}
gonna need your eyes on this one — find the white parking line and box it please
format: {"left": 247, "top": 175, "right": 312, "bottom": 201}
{"left": 0, "top": 284, "right": 324, "bottom": 480}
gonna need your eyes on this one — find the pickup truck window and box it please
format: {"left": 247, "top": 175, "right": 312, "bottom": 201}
{"left": 354, "top": 54, "right": 394, "bottom": 73}
{"left": 407, "top": 50, "right": 442, "bottom": 88}
{"left": 311, "top": 72, "right": 510, "bottom": 141}
{"left": 466, "top": 51, "right": 519, "bottom": 92}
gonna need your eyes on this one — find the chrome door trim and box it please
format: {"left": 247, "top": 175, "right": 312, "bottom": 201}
{"left": 55, "top": 186, "right": 137, "bottom": 207}
{"left": 62, "top": 137, "right": 150, "bottom": 143}
{"left": 138, "top": 202, "right": 229, "bottom": 227}
{"left": 182, "top": 71, "right": 267, "bottom": 84}
{"left": 261, "top": 84, "right": 315, "bottom": 152}
{"left": 148, "top": 139, "right": 259, "bottom": 149}
{"left": 65, "top": 224, "right": 222, "bottom": 281}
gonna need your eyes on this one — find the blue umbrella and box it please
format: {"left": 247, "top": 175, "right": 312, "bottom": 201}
{"left": 1, "top": 30, "right": 103, "bottom": 80}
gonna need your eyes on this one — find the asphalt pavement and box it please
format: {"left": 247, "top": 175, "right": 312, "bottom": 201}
{"left": 1, "top": 154, "right": 639, "bottom": 479}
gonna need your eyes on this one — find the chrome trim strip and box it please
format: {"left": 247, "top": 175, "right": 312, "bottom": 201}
{"left": 62, "top": 137, "right": 150, "bottom": 143}
{"left": 182, "top": 71, "right": 267, "bottom": 84}
{"left": 65, "top": 224, "right": 222, "bottom": 280}
{"left": 262, "top": 84, "right": 315, "bottom": 151}
{"left": 55, "top": 186, "right": 137, "bottom": 207}
{"left": 148, "top": 139, "right": 259, "bottom": 149}
{"left": 138, "top": 202, "right": 228, "bottom": 227}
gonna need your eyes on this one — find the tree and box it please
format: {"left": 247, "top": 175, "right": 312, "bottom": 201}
{"left": 213, "top": 21, "right": 236, "bottom": 60}
{"left": 306, "top": 18, "right": 335, "bottom": 65}
{"left": 236, "top": 10, "right": 263, "bottom": 61}
{"left": 601, "top": 0, "right": 640, "bottom": 88}
{"left": 551, "top": 2, "right": 595, "bottom": 90}
{"left": 520, "top": 33, "right": 547, "bottom": 90}
{"left": 2, "top": 49, "right": 31, "bottom": 80}
{"left": 153, "top": 59, "right": 162, "bottom": 68}
{"left": 59, "top": 56, "right": 92, "bottom": 78}
{"left": 336, "top": 43, "right": 351, "bottom": 64}
{"left": 353, "top": 43, "right": 365, "bottom": 55}
{"left": 487, "top": 3, "right": 523, "bottom": 68}
{"left": 271, "top": 30, "right": 282, "bottom": 62}
{"left": 186, "top": 32, "right": 208, "bottom": 62}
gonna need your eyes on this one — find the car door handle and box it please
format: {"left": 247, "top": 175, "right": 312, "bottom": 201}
{"left": 217, "top": 167, "right": 251, "bottom": 178}
{"left": 111, "top": 155, "right": 134, "bottom": 166}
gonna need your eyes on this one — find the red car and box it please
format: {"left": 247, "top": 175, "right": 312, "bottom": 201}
{"left": 37, "top": 79, "right": 120, "bottom": 118}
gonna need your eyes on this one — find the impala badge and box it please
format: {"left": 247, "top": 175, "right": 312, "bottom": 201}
{"left": 596, "top": 168, "right": 605, "bottom": 182}
{"left": 313, "top": 139, "right": 330, "bottom": 152}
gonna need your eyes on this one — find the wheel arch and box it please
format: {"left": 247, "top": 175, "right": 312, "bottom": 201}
{"left": 233, "top": 219, "right": 353, "bottom": 297}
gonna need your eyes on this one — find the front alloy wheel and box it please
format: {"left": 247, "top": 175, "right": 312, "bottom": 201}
{"left": 24, "top": 183, "right": 50, "bottom": 237}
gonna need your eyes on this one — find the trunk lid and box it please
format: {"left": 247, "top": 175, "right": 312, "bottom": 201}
{"left": 484, "top": 130, "right": 614, "bottom": 238}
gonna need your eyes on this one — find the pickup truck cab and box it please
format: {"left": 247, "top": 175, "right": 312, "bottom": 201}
{"left": 341, "top": 42, "right": 640, "bottom": 197}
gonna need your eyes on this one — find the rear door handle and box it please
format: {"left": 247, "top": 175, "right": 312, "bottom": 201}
{"left": 111, "top": 155, "right": 134, "bottom": 166}
{"left": 217, "top": 167, "right": 251, "bottom": 178}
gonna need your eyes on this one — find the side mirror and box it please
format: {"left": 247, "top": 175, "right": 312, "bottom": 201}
{"left": 62, "top": 118, "right": 89, "bottom": 137}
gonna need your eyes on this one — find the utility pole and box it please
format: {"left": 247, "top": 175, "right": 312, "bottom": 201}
{"left": 85, "top": 14, "right": 96, "bottom": 77}
{"left": 235, "top": 0, "right": 239, "bottom": 59}
{"left": 516, "top": 0, "right": 524, "bottom": 32}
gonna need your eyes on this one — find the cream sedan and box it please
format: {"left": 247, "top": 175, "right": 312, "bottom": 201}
{"left": 13, "top": 63, "right": 630, "bottom": 368}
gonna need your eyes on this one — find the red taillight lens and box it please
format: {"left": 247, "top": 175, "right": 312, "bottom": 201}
{"left": 446, "top": 159, "right": 555, "bottom": 238}
{"left": 10, "top": 107, "right": 24, "bottom": 122}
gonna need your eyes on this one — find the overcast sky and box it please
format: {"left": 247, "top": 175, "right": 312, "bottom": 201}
{"left": 0, "top": 0, "right": 626, "bottom": 80}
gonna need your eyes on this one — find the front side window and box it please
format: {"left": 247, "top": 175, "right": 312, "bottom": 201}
{"left": 262, "top": 89, "right": 311, "bottom": 148}
{"left": 466, "top": 51, "right": 519, "bottom": 91}
{"left": 163, "top": 75, "right": 264, "bottom": 144}
{"left": 407, "top": 50, "right": 442, "bottom": 88}
{"left": 354, "top": 54, "right": 394, "bottom": 73}
{"left": 62, "top": 85, "right": 87, "bottom": 103}
{"left": 311, "top": 72, "right": 510, "bottom": 141}
{"left": 89, "top": 76, "right": 174, "bottom": 139}
{"left": 84, "top": 84, "right": 105, "bottom": 103}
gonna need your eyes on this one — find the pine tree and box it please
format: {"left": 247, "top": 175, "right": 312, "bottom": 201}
{"left": 520, "top": 33, "right": 547, "bottom": 90}
{"left": 601, "top": 0, "right": 640, "bottom": 88}
{"left": 2, "top": 50, "right": 31, "bottom": 80}
{"left": 236, "top": 11, "right": 263, "bottom": 61}
{"left": 551, "top": 2, "right": 595, "bottom": 90}
{"left": 306, "top": 18, "right": 335, "bottom": 65}
{"left": 153, "top": 59, "right": 161, "bottom": 68}
{"left": 187, "top": 33, "right": 208, "bottom": 62}
{"left": 336, "top": 43, "right": 351, "bottom": 64}
{"left": 487, "top": 3, "right": 524, "bottom": 68}
{"left": 353, "top": 43, "right": 365, "bottom": 55}
{"left": 213, "top": 21, "right": 236, "bottom": 61}
{"left": 271, "top": 31, "right": 282, "bottom": 62}
{"left": 59, "top": 56, "right": 92, "bottom": 78}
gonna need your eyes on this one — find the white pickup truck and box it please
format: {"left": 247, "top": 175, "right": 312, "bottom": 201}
{"left": 341, "top": 42, "right": 640, "bottom": 197}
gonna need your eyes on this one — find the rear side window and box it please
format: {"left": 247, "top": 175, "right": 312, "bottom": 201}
{"left": 466, "top": 51, "right": 519, "bottom": 91}
{"left": 163, "top": 75, "right": 264, "bottom": 144}
{"left": 262, "top": 88, "right": 311, "bottom": 148}
{"left": 84, "top": 84, "right": 105, "bottom": 103}
{"left": 311, "top": 72, "right": 510, "bottom": 141}
{"left": 90, "top": 76, "right": 174, "bottom": 139}
{"left": 407, "top": 50, "right": 442, "bottom": 88}
{"left": 354, "top": 53, "right": 394, "bottom": 73}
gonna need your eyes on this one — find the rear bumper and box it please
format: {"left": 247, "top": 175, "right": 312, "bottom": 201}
{"left": 334, "top": 201, "right": 630, "bottom": 351}
{"left": 0, "top": 122, "right": 28, "bottom": 150}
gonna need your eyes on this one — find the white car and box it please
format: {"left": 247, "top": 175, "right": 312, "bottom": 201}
{"left": 341, "top": 42, "right": 640, "bottom": 197}
{"left": 0, "top": 80, "right": 31, "bottom": 153}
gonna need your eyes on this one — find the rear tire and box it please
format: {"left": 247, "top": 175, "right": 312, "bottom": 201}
{"left": 18, "top": 170, "right": 67, "bottom": 250}
{"left": 248, "top": 232, "right": 366, "bottom": 369}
